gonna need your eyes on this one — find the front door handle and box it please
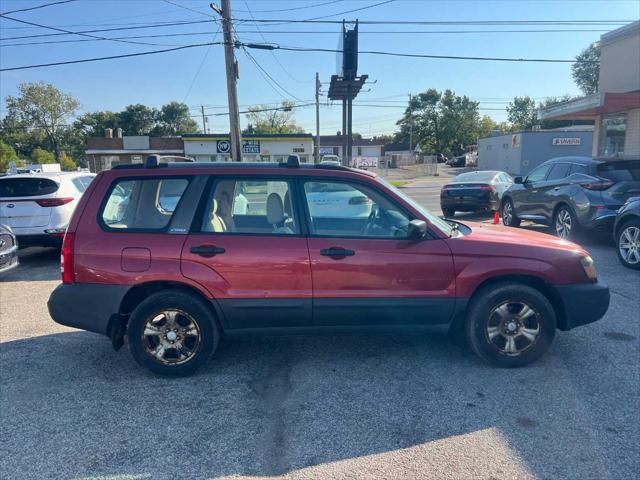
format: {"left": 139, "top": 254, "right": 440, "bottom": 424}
{"left": 320, "top": 247, "right": 355, "bottom": 258}
{"left": 190, "top": 245, "right": 226, "bottom": 256}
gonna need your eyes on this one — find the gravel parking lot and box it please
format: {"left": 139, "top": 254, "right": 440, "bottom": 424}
{"left": 1, "top": 171, "right": 639, "bottom": 480}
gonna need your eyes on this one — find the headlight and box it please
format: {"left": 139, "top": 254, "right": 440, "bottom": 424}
{"left": 580, "top": 255, "right": 597, "bottom": 281}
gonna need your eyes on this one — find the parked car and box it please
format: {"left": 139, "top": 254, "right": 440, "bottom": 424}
{"left": 613, "top": 196, "right": 640, "bottom": 270}
{"left": 446, "top": 155, "right": 466, "bottom": 168}
{"left": 0, "top": 224, "right": 18, "bottom": 274}
{"left": 48, "top": 158, "right": 609, "bottom": 376}
{"left": 501, "top": 157, "right": 640, "bottom": 240}
{"left": 440, "top": 170, "right": 513, "bottom": 217}
{"left": 0, "top": 172, "right": 96, "bottom": 247}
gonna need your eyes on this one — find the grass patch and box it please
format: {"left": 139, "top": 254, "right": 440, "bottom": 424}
{"left": 389, "top": 180, "right": 408, "bottom": 188}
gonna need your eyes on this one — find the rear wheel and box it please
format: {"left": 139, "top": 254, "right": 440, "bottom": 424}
{"left": 617, "top": 219, "right": 640, "bottom": 270}
{"left": 441, "top": 206, "right": 455, "bottom": 217}
{"left": 554, "top": 205, "right": 578, "bottom": 240}
{"left": 465, "top": 282, "right": 556, "bottom": 367}
{"left": 501, "top": 199, "right": 520, "bottom": 227}
{"left": 127, "top": 290, "right": 219, "bottom": 376}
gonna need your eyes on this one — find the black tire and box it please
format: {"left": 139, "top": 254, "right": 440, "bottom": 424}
{"left": 127, "top": 290, "right": 219, "bottom": 377}
{"left": 553, "top": 204, "right": 579, "bottom": 241}
{"left": 442, "top": 206, "right": 455, "bottom": 218}
{"left": 616, "top": 219, "right": 640, "bottom": 270}
{"left": 465, "top": 282, "right": 556, "bottom": 368}
{"left": 501, "top": 198, "right": 521, "bottom": 227}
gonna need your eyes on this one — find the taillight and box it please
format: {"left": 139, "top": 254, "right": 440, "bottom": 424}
{"left": 36, "top": 197, "right": 74, "bottom": 207}
{"left": 349, "top": 195, "right": 372, "bottom": 205}
{"left": 61, "top": 232, "right": 75, "bottom": 283}
{"left": 479, "top": 185, "right": 496, "bottom": 191}
{"left": 441, "top": 185, "right": 453, "bottom": 192}
{"left": 581, "top": 181, "right": 614, "bottom": 191}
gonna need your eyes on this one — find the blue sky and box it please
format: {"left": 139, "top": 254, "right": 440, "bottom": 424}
{"left": 1, "top": 0, "right": 639, "bottom": 136}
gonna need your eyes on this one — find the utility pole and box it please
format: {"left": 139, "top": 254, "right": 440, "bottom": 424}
{"left": 408, "top": 93, "right": 413, "bottom": 155}
{"left": 213, "top": 0, "right": 242, "bottom": 161}
{"left": 200, "top": 105, "right": 207, "bottom": 134}
{"left": 315, "top": 72, "right": 321, "bottom": 163}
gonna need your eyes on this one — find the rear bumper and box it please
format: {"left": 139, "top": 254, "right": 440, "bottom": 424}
{"left": 440, "top": 197, "right": 499, "bottom": 212}
{"left": 580, "top": 209, "right": 617, "bottom": 232}
{"left": 48, "top": 283, "right": 129, "bottom": 336}
{"left": 16, "top": 234, "right": 63, "bottom": 248}
{"left": 555, "top": 281, "right": 610, "bottom": 331}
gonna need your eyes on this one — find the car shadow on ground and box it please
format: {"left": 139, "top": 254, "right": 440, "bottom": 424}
{"left": 0, "top": 247, "right": 60, "bottom": 282}
{"left": 1, "top": 327, "right": 635, "bottom": 479}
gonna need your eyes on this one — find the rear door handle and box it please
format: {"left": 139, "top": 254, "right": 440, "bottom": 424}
{"left": 320, "top": 247, "right": 355, "bottom": 257}
{"left": 190, "top": 245, "right": 226, "bottom": 256}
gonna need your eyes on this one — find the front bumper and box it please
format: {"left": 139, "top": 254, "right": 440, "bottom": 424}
{"left": 0, "top": 245, "right": 19, "bottom": 273}
{"left": 555, "top": 281, "right": 610, "bottom": 331}
{"left": 48, "top": 283, "right": 129, "bottom": 336}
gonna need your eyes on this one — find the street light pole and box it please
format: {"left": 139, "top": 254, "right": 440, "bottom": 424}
{"left": 315, "top": 72, "right": 321, "bottom": 163}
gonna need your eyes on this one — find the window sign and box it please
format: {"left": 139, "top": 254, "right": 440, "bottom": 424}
{"left": 217, "top": 140, "right": 231, "bottom": 154}
{"left": 242, "top": 140, "right": 260, "bottom": 154}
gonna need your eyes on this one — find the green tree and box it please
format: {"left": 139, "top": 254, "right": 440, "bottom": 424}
{"left": 477, "top": 115, "right": 498, "bottom": 139}
{"left": 30, "top": 147, "right": 56, "bottom": 164}
{"left": 572, "top": 43, "right": 600, "bottom": 95}
{"left": 59, "top": 152, "right": 77, "bottom": 171}
{"left": 243, "top": 101, "right": 305, "bottom": 134}
{"left": 0, "top": 140, "right": 19, "bottom": 173}
{"left": 5, "top": 82, "right": 79, "bottom": 160}
{"left": 152, "top": 101, "right": 199, "bottom": 136}
{"left": 74, "top": 110, "right": 120, "bottom": 137}
{"left": 118, "top": 104, "right": 157, "bottom": 135}
{"left": 506, "top": 96, "right": 538, "bottom": 131}
{"left": 396, "top": 89, "right": 480, "bottom": 157}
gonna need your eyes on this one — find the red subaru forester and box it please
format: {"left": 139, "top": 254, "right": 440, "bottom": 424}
{"left": 48, "top": 157, "right": 610, "bottom": 376}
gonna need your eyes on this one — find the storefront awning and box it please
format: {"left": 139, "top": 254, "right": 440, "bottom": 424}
{"left": 539, "top": 92, "right": 640, "bottom": 120}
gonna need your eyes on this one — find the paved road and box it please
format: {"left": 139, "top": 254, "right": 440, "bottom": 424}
{"left": 1, "top": 170, "right": 639, "bottom": 480}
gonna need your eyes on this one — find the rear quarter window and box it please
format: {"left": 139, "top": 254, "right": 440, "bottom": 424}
{"left": 71, "top": 176, "right": 95, "bottom": 192}
{"left": 0, "top": 177, "right": 59, "bottom": 197}
{"left": 597, "top": 161, "right": 640, "bottom": 182}
{"left": 100, "top": 177, "right": 189, "bottom": 230}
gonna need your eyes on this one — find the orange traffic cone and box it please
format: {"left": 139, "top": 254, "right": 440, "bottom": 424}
{"left": 492, "top": 211, "right": 500, "bottom": 225}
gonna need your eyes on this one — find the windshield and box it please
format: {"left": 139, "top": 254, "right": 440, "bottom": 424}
{"left": 377, "top": 177, "right": 454, "bottom": 236}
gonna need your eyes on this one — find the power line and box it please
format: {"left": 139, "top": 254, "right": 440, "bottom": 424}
{"left": 161, "top": 0, "right": 215, "bottom": 19}
{"left": 232, "top": 18, "right": 633, "bottom": 26}
{"left": 182, "top": 22, "right": 223, "bottom": 102}
{"left": 0, "top": 13, "right": 179, "bottom": 47}
{"left": 304, "top": 0, "right": 397, "bottom": 22}
{"left": 196, "top": 102, "right": 316, "bottom": 118}
{"left": 0, "top": 0, "right": 76, "bottom": 15}
{"left": 242, "top": 48, "right": 305, "bottom": 101}
{"left": 235, "top": 0, "right": 343, "bottom": 14}
{"left": 0, "top": 42, "right": 222, "bottom": 72}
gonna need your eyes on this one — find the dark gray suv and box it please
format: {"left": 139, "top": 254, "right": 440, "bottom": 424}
{"left": 501, "top": 157, "right": 640, "bottom": 240}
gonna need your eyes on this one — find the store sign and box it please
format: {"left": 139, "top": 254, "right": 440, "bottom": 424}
{"left": 355, "top": 157, "right": 378, "bottom": 168}
{"left": 242, "top": 140, "right": 260, "bottom": 154}
{"left": 511, "top": 134, "right": 521, "bottom": 148}
{"left": 552, "top": 137, "right": 581, "bottom": 146}
{"left": 216, "top": 140, "right": 231, "bottom": 154}
{"left": 319, "top": 147, "right": 334, "bottom": 155}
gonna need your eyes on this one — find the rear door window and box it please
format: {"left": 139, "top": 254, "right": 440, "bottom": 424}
{"left": 100, "top": 178, "right": 189, "bottom": 230}
{"left": 0, "top": 177, "right": 59, "bottom": 197}
{"left": 597, "top": 161, "right": 640, "bottom": 182}
{"left": 570, "top": 164, "right": 588, "bottom": 175}
{"left": 546, "top": 163, "right": 571, "bottom": 181}
{"left": 526, "top": 164, "right": 552, "bottom": 183}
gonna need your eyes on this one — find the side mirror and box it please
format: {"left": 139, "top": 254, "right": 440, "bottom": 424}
{"left": 514, "top": 176, "right": 524, "bottom": 184}
{"left": 408, "top": 219, "right": 427, "bottom": 239}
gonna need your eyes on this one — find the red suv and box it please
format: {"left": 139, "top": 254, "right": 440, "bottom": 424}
{"left": 48, "top": 157, "right": 610, "bottom": 376}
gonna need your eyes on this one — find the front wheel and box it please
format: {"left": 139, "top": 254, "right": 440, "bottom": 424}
{"left": 617, "top": 220, "right": 640, "bottom": 270}
{"left": 441, "top": 206, "right": 455, "bottom": 217}
{"left": 128, "top": 290, "right": 219, "bottom": 376}
{"left": 465, "top": 282, "right": 556, "bottom": 367}
{"left": 501, "top": 199, "right": 520, "bottom": 227}
{"left": 554, "top": 205, "right": 578, "bottom": 240}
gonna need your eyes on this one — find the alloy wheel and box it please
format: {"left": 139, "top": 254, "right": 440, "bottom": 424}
{"left": 619, "top": 225, "right": 640, "bottom": 266}
{"left": 141, "top": 309, "right": 202, "bottom": 366}
{"left": 502, "top": 202, "right": 513, "bottom": 226}
{"left": 555, "top": 209, "right": 572, "bottom": 239}
{"left": 485, "top": 301, "right": 541, "bottom": 356}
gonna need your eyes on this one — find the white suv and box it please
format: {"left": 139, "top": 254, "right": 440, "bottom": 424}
{"left": 0, "top": 172, "right": 95, "bottom": 247}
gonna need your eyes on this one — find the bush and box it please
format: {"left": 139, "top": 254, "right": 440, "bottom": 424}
{"left": 0, "top": 140, "right": 19, "bottom": 173}
{"left": 59, "top": 152, "right": 77, "bottom": 171}
{"left": 30, "top": 147, "right": 56, "bottom": 164}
